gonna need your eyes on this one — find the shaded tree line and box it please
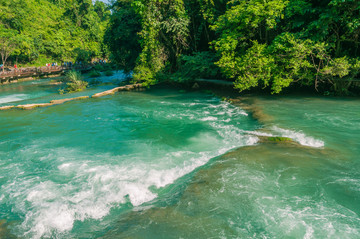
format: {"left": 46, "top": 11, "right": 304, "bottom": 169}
{"left": 106, "top": 0, "right": 360, "bottom": 94}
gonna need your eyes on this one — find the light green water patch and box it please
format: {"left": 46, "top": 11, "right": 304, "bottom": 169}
{"left": 0, "top": 78, "right": 61, "bottom": 105}
{"left": 0, "top": 89, "right": 258, "bottom": 238}
{"left": 1, "top": 86, "right": 359, "bottom": 238}
{"left": 254, "top": 96, "right": 360, "bottom": 155}
{"left": 102, "top": 143, "right": 360, "bottom": 239}
{"left": 99, "top": 94, "right": 360, "bottom": 239}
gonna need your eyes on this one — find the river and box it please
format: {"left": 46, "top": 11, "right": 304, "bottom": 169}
{"left": 0, "top": 76, "right": 359, "bottom": 238}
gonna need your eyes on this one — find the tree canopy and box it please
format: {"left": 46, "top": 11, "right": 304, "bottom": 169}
{"left": 1, "top": 0, "right": 359, "bottom": 94}
{"left": 106, "top": 0, "right": 360, "bottom": 94}
{"left": 0, "top": 0, "right": 110, "bottom": 66}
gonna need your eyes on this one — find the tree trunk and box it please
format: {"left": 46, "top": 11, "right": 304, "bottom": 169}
{"left": 1, "top": 54, "right": 5, "bottom": 73}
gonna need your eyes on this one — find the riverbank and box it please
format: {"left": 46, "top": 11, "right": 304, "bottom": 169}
{"left": 0, "top": 65, "right": 94, "bottom": 85}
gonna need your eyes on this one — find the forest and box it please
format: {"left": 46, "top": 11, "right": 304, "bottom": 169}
{"left": 106, "top": 0, "right": 360, "bottom": 94}
{"left": 1, "top": 0, "right": 360, "bottom": 94}
{"left": 0, "top": 0, "right": 109, "bottom": 67}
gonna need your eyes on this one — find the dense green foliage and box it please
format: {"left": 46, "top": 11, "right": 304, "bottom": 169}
{"left": 104, "top": 0, "right": 142, "bottom": 73}
{"left": 89, "top": 69, "right": 102, "bottom": 78}
{"left": 106, "top": 0, "right": 360, "bottom": 94}
{"left": 0, "top": 0, "right": 110, "bottom": 67}
{"left": 104, "top": 70, "right": 114, "bottom": 76}
{"left": 60, "top": 70, "right": 88, "bottom": 93}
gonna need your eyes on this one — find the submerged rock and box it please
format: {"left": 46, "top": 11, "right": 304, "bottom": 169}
{"left": 192, "top": 83, "right": 200, "bottom": 90}
{"left": 257, "top": 136, "right": 298, "bottom": 145}
{"left": 0, "top": 106, "right": 15, "bottom": 110}
{"left": 16, "top": 103, "right": 53, "bottom": 110}
{"left": 0, "top": 220, "right": 16, "bottom": 239}
{"left": 1, "top": 96, "right": 90, "bottom": 111}
{"left": 230, "top": 97, "right": 274, "bottom": 124}
{"left": 0, "top": 84, "right": 146, "bottom": 111}
{"left": 92, "top": 84, "right": 144, "bottom": 98}
{"left": 49, "top": 81, "right": 63, "bottom": 85}
{"left": 50, "top": 96, "right": 89, "bottom": 105}
{"left": 267, "top": 137, "right": 293, "bottom": 142}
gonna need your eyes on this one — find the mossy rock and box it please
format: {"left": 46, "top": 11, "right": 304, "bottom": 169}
{"left": 104, "top": 70, "right": 114, "bottom": 76}
{"left": 0, "top": 106, "right": 15, "bottom": 110}
{"left": 192, "top": 83, "right": 200, "bottom": 89}
{"left": 202, "top": 90, "right": 214, "bottom": 95}
{"left": 257, "top": 136, "right": 297, "bottom": 145}
{"left": 89, "top": 70, "right": 101, "bottom": 78}
{"left": 267, "top": 137, "right": 293, "bottom": 142}
{"left": 221, "top": 97, "right": 232, "bottom": 103}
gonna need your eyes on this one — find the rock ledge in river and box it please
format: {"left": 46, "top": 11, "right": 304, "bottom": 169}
{"left": 1, "top": 96, "right": 90, "bottom": 110}
{"left": 258, "top": 136, "right": 296, "bottom": 145}
{"left": 50, "top": 96, "right": 89, "bottom": 105}
{"left": 0, "top": 106, "right": 15, "bottom": 110}
{"left": 92, "top": 84, "right": 144, "bottom": 98}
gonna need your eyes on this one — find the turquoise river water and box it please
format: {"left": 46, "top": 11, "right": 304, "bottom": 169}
{"left": 0, "top": 76, "right": 359, "bottom": 238}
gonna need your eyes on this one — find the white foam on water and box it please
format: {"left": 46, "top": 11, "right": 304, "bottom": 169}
{"left": 189, "top": 102, "right": 201, "bottom": 106}
{"left": 244, "top": 130, "right": 273, "bottom": 137}
{"left": 159, "top": 100, "right": 249, "bottom": 124}
{"left": 57, "top": 163, "right": 72, "bottom": 170}
{"left": 268, "top": 202, "right": 360, "bottom": 238}
{"left": 327, "top": 177, "right": 360, "bottom": 192}
{"left": 1, "top": 95, "right": 260, "bottom": 238}
{"left": 200, "top": 116, "right": 218, "bottom": 121}
{"left": 18, "top": 160, "right": 219, "bottom": 238}
{"left": 0, "top": 94, "right": 28, "bottom": 104}
{"left": 244, "top": 126, "right": 325, "bottom": 148}
{"left": 17, "top": 145, "right": 253, "bottom": 238}
{"left": 23, "top": 200, "right": 75, "bottom": 238}
{"left": 214, "top": 102, "right": 248, "bottom": 117}
{"left": 246, "top": 135, "right": 260, "bottom": 145}
{"left": 272, "top": 126, "right": 324, "bottom": 148}
{"left": 220, "top": 164, "right": 360, "bottom": 238}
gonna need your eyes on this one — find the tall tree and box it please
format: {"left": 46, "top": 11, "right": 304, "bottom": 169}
{"left": 0, "top": 26, "right": 19, "bottom": 71}
{"left": 131, "top": 0, "right": 190, "bottom": 85}
{"left": 105, "top": 0, "right": 142, "bottom": 72}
